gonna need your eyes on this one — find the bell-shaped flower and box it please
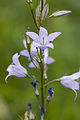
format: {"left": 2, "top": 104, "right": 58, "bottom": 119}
{"left": 47, "top": 87, "right": 54, "bottom": 100}
{"left": 60, "top": 71, "right": 80, "bottom": 101}
{"left": 5, "top": 53, "right": 28, "bottom": 83}
{"left": 28, "top": 104, "right": 35, "bottom": 120}
{"left": 31, "top": 80, "right": 39, "bottom": 96}
{"left": 41, "top": 107, "right": 44, "bottom": 120}
{"left": 26, "top": 26, "right": 61, "bottom": 50}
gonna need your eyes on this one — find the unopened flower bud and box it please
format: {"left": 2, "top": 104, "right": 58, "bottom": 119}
{"left": 49, "top": 10, "right": 72, "bottom": 18}
{"left": 27, "top": 0, "right": 32, "bottom": 3}
{"left": 44, "top": 69, "right": 47, "bottom": 79}
{"left": 43, "top": 0, "right": 46, "bottom": 5}
{"left": 36, "top": 5, "right": 40, "bottom": 18}
{"left": 31, "top": 80, "right": 39, "bottom": 96}
{"left": 28, "top": 104, "right": 35, "bottom": 120}
{"left": 41, "top": 107, "right": 44, "bottom": 120}
{"left": 42, "top": 4, "right": 49, "bottom": 20}
{"left": 24, "top": 111, "right": 29, "bottom": 120}
{"left": 30, "top": 111, "right": 35, "bottom": 120}
{"left": 47, "top": 88, "right": 54, "bottom": 101}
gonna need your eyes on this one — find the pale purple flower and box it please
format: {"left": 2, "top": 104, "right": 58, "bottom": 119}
{"left": 5, "top": 53, "right": 27, "bottom": 83}
{"left": 26, "top": 26, "right": 61, "bottom": 50}
{"left": 60, "top": 71, "right": 80, "bottom": 101}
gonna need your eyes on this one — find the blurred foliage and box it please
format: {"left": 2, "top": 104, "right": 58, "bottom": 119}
{"left": 0, "top": 0, "right": 80, "bottom": 120}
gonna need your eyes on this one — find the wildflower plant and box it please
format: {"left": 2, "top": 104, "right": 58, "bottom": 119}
{"left": 5, "top": 0, "right": 80, "bottom": 120}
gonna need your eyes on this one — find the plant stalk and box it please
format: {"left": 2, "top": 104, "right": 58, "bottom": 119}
{"left": 29, "top": 3, "right": 40, "bottom": 30}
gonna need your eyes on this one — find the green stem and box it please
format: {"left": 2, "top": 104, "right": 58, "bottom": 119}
{"left": 41, "top": 67, "right": 44, "bottom": 107}
{"left": 44, "top": 79, "right": 60, "bottom": 87}
{"left": 40, "top": 49, "right": 45, "bottom": 120}
{"left": 29, "top": 3, "right": 39, "bottom": 30}
{"left": 41, "top": 0, "right": 43, "bottom": 13}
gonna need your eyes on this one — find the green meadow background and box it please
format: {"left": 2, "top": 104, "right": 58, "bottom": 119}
{"left": 0, "top": 0, "right": 80, "bottom": 120}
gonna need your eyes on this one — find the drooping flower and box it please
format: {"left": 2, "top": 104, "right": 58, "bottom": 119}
{"left": 31, "top": 80, "right": 39, "bottom": 96}
{"left": 28, "top": 104, "right": 35, "bottom": 120}
{"left": 60, "top": 71, "right": 80, "bottom": 101}
{"left": 47, "top": 87, "right": 54, "bottom": 100}
{"left": 41, "top": 107, "right": 44, "bottom": 120}
{"left": 5, "top": 53, "right": 27, "bottom": 83}
{"left": 26, "top": 26, "right": 61, "bottom": 50}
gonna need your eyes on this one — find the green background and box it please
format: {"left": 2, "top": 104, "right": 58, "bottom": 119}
{"left": 0, "top": 0, "right": 80, "bottom": 120}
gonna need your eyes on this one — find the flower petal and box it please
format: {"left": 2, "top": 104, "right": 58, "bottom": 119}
{"left": 26, "top": 32, "right": 39, "bottom": 42}
{"left": 7, "top": 65, "right": 27, "bottom": 77}
{"left": 29, "top": 60, "right": 39, "bottom": 68}
{"left": 12, "top": 53, "right": 20, "bottom": 65}
{"left": 60, "top": 79, "right": 79, "bottom": 90}
{"left": 5, "top": 74, "right": 10, "bottom": 83}
{"left": 46, "top": 57, "right": 55, "bottom": 64}
{"left": 70, "top": 72, "right": 80, "bottom": 80}
{"left": 20, "top": 50, "right": 30, "bottom": 57}
{"left": 48, "top": 32, "right": 61, "bottom": 42}
{"left": 23, "top": 40, "right": 27, "bottom": 48}
{"left": 60, "top": 71, "right": 80, "bottom": 81}
{"left": 29, "top": 62, "right": 35, "bottom": 68}
{"left": 47, "top": 43, "right": 54, "bottom": 49}
{"left": 39, "top": 45, "right": 48, "bottom": 50}
{"left": 39, "top": 27, "right": 48, "bottom": 37}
